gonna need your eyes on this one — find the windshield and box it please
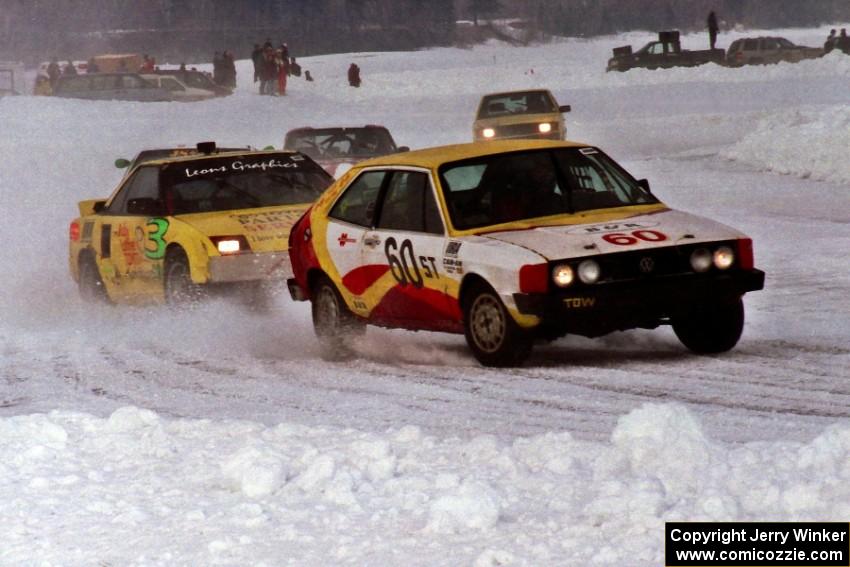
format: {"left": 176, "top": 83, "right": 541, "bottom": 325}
{"left": 477, "top": 91, "right": 556, "bottom": 119}
{"left": 160, "top": 153, "right": 332, "bottom": 214}
{"left": 284, "top": 128, "right": 397, "bottom": 161}
{"left": 438, "top": 148, "right": 658, "bottom": 230}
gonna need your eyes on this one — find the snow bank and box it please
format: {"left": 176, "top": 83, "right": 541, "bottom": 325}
{"left": 2, "top": 404, "right": 850, "bottom": 565}
{"left": 723, "top": 105, "right": 850, "bottom": 185}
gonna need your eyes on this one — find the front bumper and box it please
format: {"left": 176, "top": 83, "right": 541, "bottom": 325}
{"left": 208, "top": 251, "right": 291, "bottom": 283}
{"left": 513, "top": 269, "right": 765, "bottom": 338}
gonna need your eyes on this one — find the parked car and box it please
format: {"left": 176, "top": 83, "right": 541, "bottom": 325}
{"left": 286, "top": 139, "right": 765, "bottom": 366}
{"left": 473, "top": 89, "right": 571, "bottom": 142}
{"left": 607, "top": 30, "right": 725, "bottom": 72}
{"left": 726, "top": 36, "right": 824, "bottom": 67}
{"left": 0, "top": 61, "right": 25, "bottom": 96}
{"left": 140, "top": 73, "right": 216, "bottom": 102}
{"left": 284, "top": 126, "right": 408, "bottom": 177}
{"left": 52, "top": 73, "right": 172, "bottom": 102}
{"left": 69, "top": 143, "right": 334, "bottom": 307}
{"left": 155, "top": 68, "right": 232, "bottom": 97}
{"left": 114, "top": 145, "right": 253, "bottom": 178}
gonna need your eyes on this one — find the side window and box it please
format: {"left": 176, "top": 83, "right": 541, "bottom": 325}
{"left": 161, "top": 77, "right": 184, "bottom": 91}
{"left": 328, "top": 170, "right": 386, "bottom": 227}
{"left": 377, "top": 171, "right": 444, "bottom": 234}
{"left": 121, "top": 75, "right": 145, "bottom": 89}
{"left": 648, "top": 43, "right": 664, "bottom": 55}
{"left": 105, "top": 166, "right": 160, "bottom": 214}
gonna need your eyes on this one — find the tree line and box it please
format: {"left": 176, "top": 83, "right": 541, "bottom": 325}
{"left": 1, "top": 0, "right": 848, "bottom": 64}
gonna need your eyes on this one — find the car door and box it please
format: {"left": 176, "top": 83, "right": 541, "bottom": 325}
{"left": 95, "top": 165, "right": 166, "bottom": 301}
{"left": 360, "top": 168, "right": 451, "bottom": 327}
{"left": 324, "top": 169, "right": 389, "bottom": 317}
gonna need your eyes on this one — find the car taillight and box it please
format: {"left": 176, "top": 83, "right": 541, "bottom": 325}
{"left": 519, "top": 263, "right": 549, "bottom": 293}
{"left": 737, "top": 238, "right": 754, "bottom": 270}
{"left": 69, "top": 221, "right": 80, "bottom": 242}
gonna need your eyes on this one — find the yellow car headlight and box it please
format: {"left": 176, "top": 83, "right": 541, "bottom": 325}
{"left": 210, "top": 236, "right": 250, "bottom": 255}
{"left": 482, "top": 128, "right": 496, "bottom": 139}
{"left": 538, "top": 122, "right": 552, "bottom": 133}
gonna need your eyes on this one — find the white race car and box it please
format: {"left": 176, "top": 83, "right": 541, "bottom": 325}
{"left": 288, "top": 139, "right": 765, "bottom": 366}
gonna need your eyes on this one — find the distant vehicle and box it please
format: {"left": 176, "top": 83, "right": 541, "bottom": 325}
{"left": 0, "top": 61, "right": 25, "bottom": 96}
{"left": 52, "top": 73, "right": 172, "bottom": 102}
{"left": 473, "top": 89, "right": 571, "bottom": 142}
{"left": 284, "top": 126, "right": 409, "bottom": 177}
{"left": 69, "top": 143, "right": 334, "bottom": 307}
{"left": 90, "top": 53, "right": 143, "bottom": 73}
{"left": 607, "top": 31, "right": 725, "bottom": 72}
{"left": 154, "top": 69, "right": 232, "bottom": 97}
{"left": 726, "top": 37, "right": 824, "bottom": 67}
{"left": 114, "top": 145, "right": 253, "bottom": 178}
{"left": 140, "top": 74, "right": 217, "bottom": 102}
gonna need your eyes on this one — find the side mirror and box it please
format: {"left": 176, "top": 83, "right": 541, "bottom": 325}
{"left": 127, "top": 197, "right": 166, "bottom": 216}
{"left": 559, "top": 105, "right": 571, "bottom": 113}
{"left": 398, "top": 146, "right": 410, "bottom": 152}
{"left": 115, "top": 158, "right": 131, "bottom": 169}
{"left": 637, "top": 178, "right": 652, "bottom": 193}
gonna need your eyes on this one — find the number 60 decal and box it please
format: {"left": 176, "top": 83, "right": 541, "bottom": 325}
{"left": 602, "top": 230, "right": 667, "bottom": 246}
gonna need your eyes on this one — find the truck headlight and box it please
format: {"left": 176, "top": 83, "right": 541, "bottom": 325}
{"left": 690, "top": 248, "right": 712, "bottom": 272}
{"left": 538, "top": 122, "right": 552, "bottom": 133}
{"left": 552, "top": 264, "right": 574, "bottom": 287}
{"left": 713, "top": 246, "right": 735, "bottom": 270}
{"left": 577, "top": 260, "right": 600, "bottom": 284}
{"left": 482, "top": 128, "right": 495, "bottom": 139}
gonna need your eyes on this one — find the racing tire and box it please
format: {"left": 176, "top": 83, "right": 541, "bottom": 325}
{"left": 78, "top": 255, "right": 109, "bottom": 304}
{"left": 463, "top": 282, "right": 532, "bottom": 367}
{"left": 311, "top": 275, "right": 364, "bottom": 361}
{"left": 672, "top": 297, "right": 745, "bottom": 354}
{"left": 164, "top": 248, "right": 206, "bottom": 308}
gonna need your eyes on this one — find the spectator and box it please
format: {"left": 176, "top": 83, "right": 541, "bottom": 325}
{"left": 347, "top": 62, "right": 361, "bottom": 88}
{"left": 260, "top": 45, "right": 278, "bottom": 95}
{"left": 305, "top": 70, "right": 314, "bottom": 82}
{"left": 707, "top": 11, "right": 719, "bottom": 50}
{"left": 212, "top": 51, "right": 223, "bottom": 84}
{"left": 222, "top": 51, "right": 237, "bottom": 88}
{"left": 140, "top": 54, "right": 155, "bottom": 73}
{"left": 276, "top": 49, "right": 288, "bottom": 95}
{"left": 290, "top": 57, "right": 302, "bottom": 77}
{"left": 63, "top": 60, "right": 77, "bottom": 76}
{"left": 839, "top": 29, "right": 850, "bottom": 53}
{"left": 46, "top": 57, "right": 61, "bottom": 88}
{"left": 825, "top": 29, "right": 837, "bottom": 52}
{"left": 251, "top": 44, "right": 262, "bottom": 83}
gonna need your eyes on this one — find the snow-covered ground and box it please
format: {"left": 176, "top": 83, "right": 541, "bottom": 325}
{"left": 1, "top": 24, "right": 849, "bottom": 566}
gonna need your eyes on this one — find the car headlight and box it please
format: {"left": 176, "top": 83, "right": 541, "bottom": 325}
{"left": 538, "top": 122, "right": 552, "bottom": 133}
{"left": 713, "top": 246, "right": 735, "bottom": 270}
{"left": 210, "top": 235, "right": 250, "bottom": 255}
{"left": 690, "top": 248, "right": 713, "bottom": 273}
{"left": 482, "top": 128, "right": 495, "bottom": 139}
{"left": 552, "top": 263, "right": 574, "bottom": 287}
{"left": 577, "top": 260, "right": 600, "bottom": 284}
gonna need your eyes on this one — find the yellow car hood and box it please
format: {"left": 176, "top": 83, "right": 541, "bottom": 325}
{"left": 175, "top": 204, "right": 309, "bottom": 252}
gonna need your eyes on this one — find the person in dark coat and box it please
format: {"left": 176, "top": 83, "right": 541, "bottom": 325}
{"left": 707, "top": 11, "right": 719, "bottom": 50}
{"left": 251, "top": 44, "right": 262, "bottom": 83}
{"left": 825, "top": 29, "right": 837, "bottom": 52}
{"left": 347, "top": 63, "right": 361, "bottom": 88}
{"left": 305, "top": 70, "right": 313, "bottom": 82}
{"left": 63, "top": 60, "right": 78, "bottom": 75}
{"left": 222, "top": 50, "right": 237, "bottom": 88}
{"left": 86, "top": 58, "right": 100, "bottom": 73}
{"left": 46, "top": 57, "right": 61, "bottom": 88}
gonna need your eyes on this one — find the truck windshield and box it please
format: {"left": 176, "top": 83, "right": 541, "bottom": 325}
{"left": 438, "top": 148, "right": 658, "bottom": 230}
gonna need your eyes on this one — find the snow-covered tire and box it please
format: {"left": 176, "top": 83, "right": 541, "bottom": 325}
{"left": 463, "top": 282, "right": 532, "bottom": 367}
{"left": 311, "top": 275, "right": 363, "bottom": 360}
{"left": 673, "top": 297, "right": 745, "bottom": 354}
{"left": 164, "top": 248, "right": 206, "bottom": 307}
{"left": 78, "top": 254, "right": 109, "bottom": 304}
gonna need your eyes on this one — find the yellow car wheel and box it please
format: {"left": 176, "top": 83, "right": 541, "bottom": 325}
{"left": 78, "top": 254, "right": 109, "bottom": 304}
{"left": 164, "top": 248, "right": 206, "bottom": 308}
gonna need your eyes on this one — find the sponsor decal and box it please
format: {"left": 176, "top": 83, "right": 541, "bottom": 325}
{"left": 602, "top": 229, "right": 668, "bottom": 246}
{"left": 563, "top": 297, "right": 596, "bottom": 309}
{"left": 444, "top": 241, "right": 462, "bottom": 257}
{"left": 385, "top": 237, "right": 438, "bottom": 287}
{"left": 231, "top": 210, "right": 303, "bottom": 233}
{"left": 442, "top": 258, "right": 464, "bottom": 275}
{"left": 184, "top": 158, "right": 297, "bottom": 179}
{"left": 338, "top": 232, "right": 357, "bottom": 247}
{"left": 568, "top": 221, "right": 659, "bottom": 235}
{"left": 117, "top": 223, "right": 143, "bottom": 267}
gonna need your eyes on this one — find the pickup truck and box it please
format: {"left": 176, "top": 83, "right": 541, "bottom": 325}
{"left": 607, "top": 31, "right": 725, "bottom": 72}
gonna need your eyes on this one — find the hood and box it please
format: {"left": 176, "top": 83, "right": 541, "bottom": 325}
{"left": 481, "top": 208, "right": 746, "bottom": 260}
{"left": 175, "top": 204, "right": 309, "bottom": 253}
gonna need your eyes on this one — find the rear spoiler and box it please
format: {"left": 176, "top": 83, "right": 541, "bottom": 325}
{"left": 78, "top": 199, "right": 106, "bottom": 216}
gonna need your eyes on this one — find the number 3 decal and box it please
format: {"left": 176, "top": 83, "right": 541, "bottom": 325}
{"left": 602, "top": 230, "right": 667, "bottom": 246}
{"left": 144, "top": 218, "right": 169, "bottom": 259}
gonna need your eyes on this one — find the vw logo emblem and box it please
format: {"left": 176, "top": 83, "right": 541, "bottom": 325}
{"left": 639, "top": 257, "right": 655, "bottom": 273}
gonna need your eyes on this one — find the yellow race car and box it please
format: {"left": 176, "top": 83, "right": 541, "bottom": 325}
{"left": 69, "top": 143, "right": 333, "bottom": 307}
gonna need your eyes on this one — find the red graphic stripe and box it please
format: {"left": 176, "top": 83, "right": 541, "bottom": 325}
{"left": 342, "top": 264, "right": 391, "bottom": 295}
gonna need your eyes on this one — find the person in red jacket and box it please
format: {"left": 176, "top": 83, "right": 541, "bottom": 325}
{"left": 276, "top": 48, "right": 289, "bottom": 95}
